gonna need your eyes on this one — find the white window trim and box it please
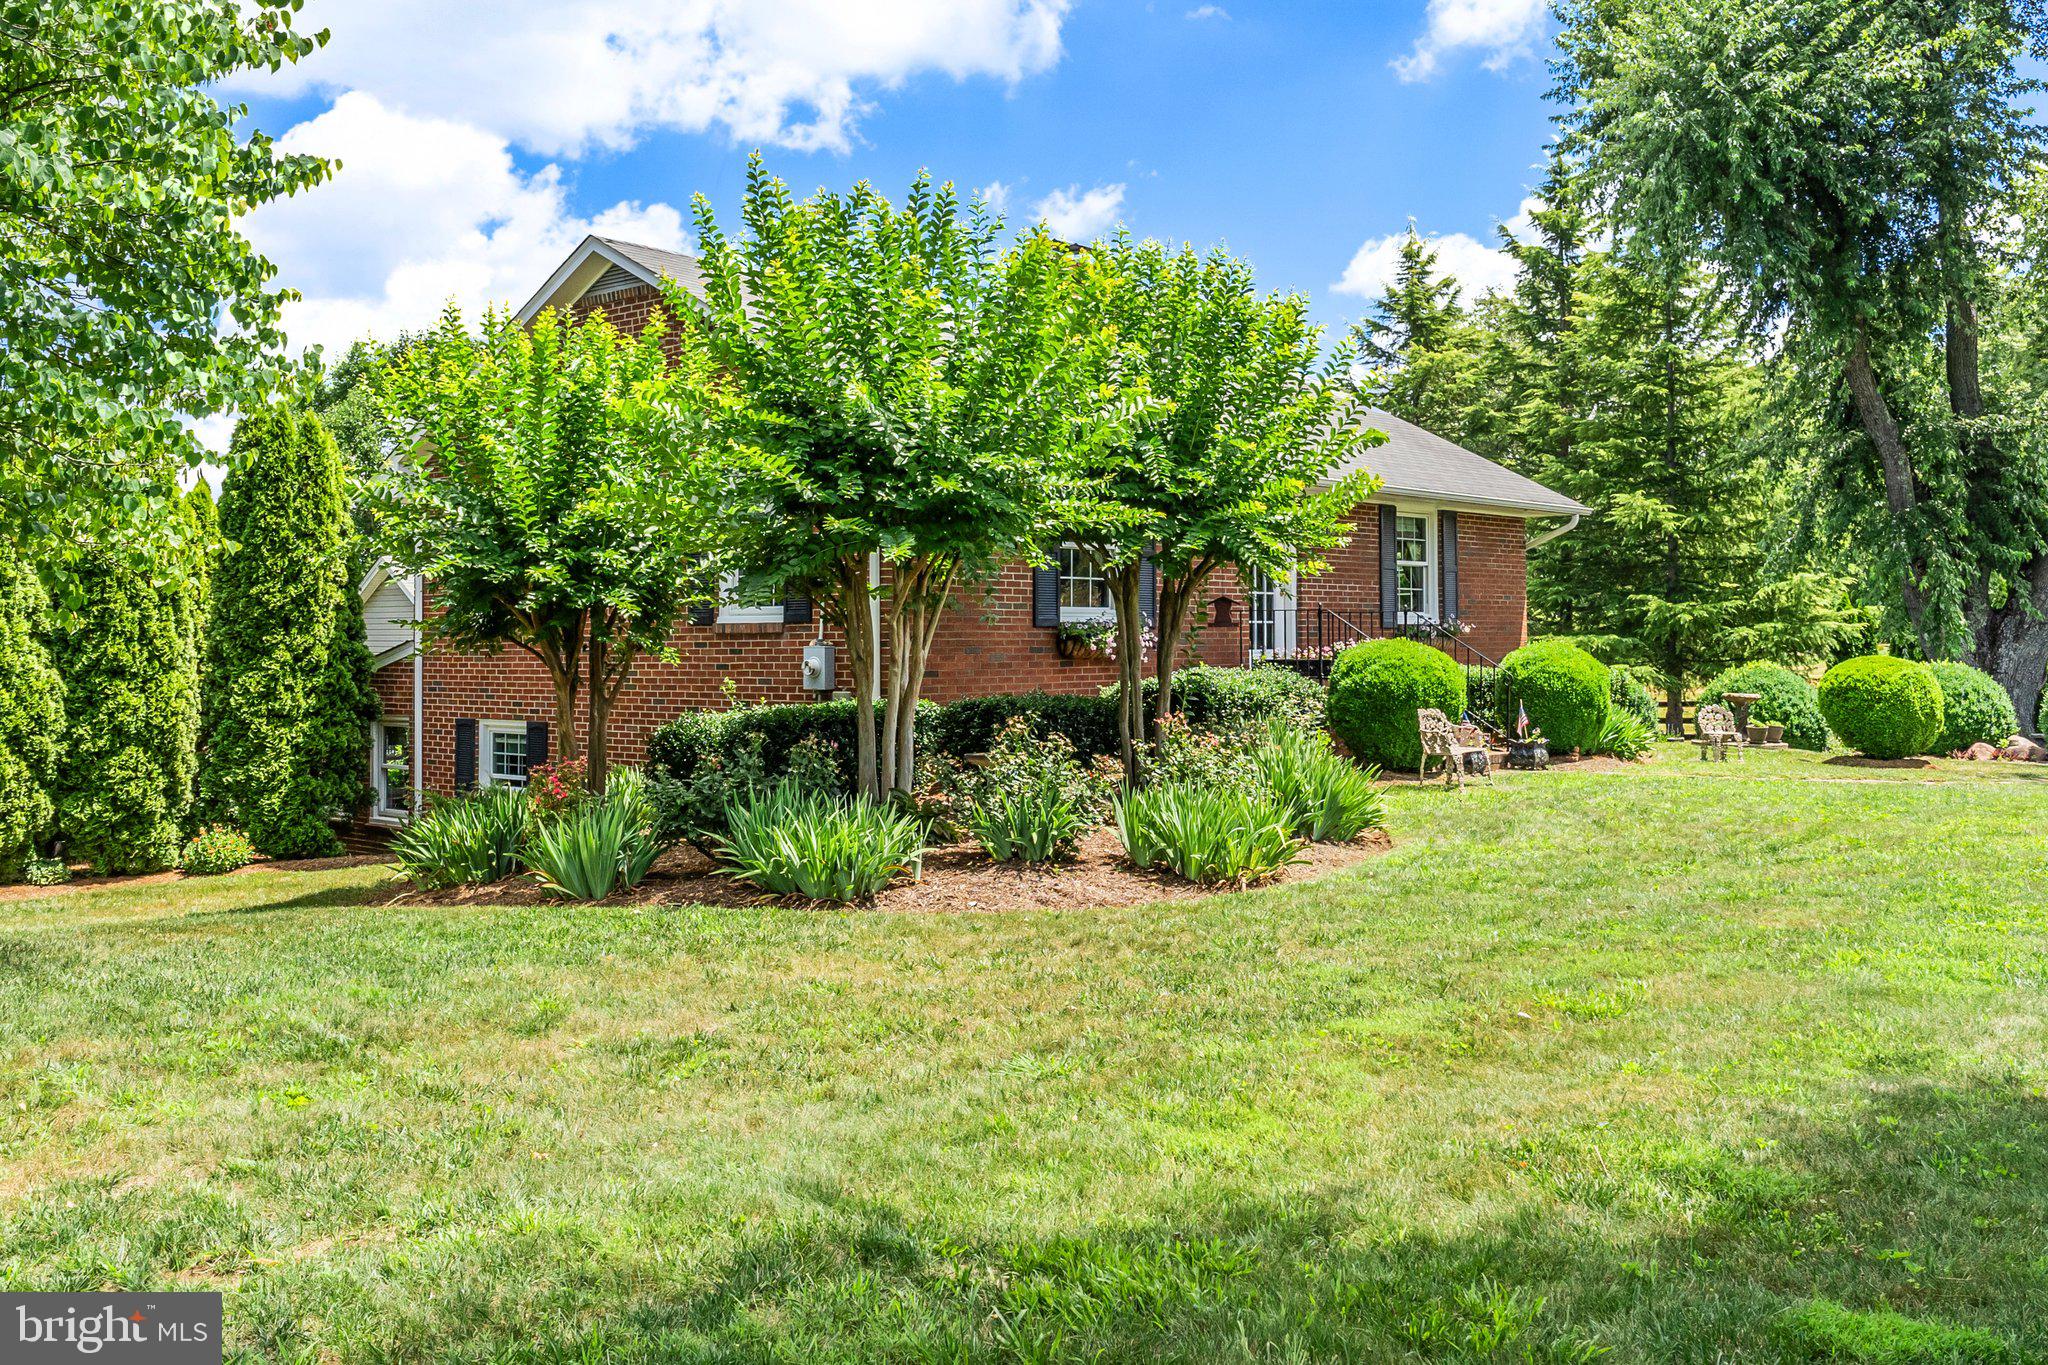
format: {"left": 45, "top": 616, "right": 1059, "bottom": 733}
{"left": 1056, "top": 542, "right": 1115, "bottom": 624}
{"left": 717, "top": 569, "right": 785, "bottom": 625}
{"left": 370, "top": 718, "right": 411, "bottom": 821}
{"left": 479, "top": 720, "right": 531, "bottom": 788}
{"left": 1392, "top": 504, "right": 1439, "bottom": 624}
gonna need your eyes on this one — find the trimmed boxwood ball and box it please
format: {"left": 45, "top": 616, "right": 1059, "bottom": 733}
{"left": 1699, "top": 663, "right": 1829, "bottom": 752}
{"left": 1500, "top": 640, "right": 1611, "bottom": 754}
{"left": 1326, "top": 638, "right": 1466, "bottom": 771}
{"left": 1817, "top": 656, "right": 1944, "bottom": 759}
{"left": 1926, "top": 661, "right": 2018, "bottom": 755}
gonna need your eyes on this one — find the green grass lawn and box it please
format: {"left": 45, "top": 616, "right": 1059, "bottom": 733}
{"left": 3, "top": 747, "right": 2045, "bottom": 1362}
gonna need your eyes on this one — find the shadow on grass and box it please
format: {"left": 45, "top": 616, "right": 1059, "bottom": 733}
{"left": 227, "top": 1077, "right": 2046, "bottom": 1363}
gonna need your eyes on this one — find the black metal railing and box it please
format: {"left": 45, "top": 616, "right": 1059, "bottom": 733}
{"left": 1227, "top": 600, "right": 1506, "bottom": 735}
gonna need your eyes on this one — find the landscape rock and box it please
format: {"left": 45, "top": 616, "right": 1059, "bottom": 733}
{"left": 1999, "top": 734, "right": 2047, "bottom": 762}
{"left": 1961, "top": 742, "right": 2001, "bottom": 761}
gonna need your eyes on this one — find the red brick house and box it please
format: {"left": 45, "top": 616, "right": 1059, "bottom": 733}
{"left": 359, "top": 236, "right": 1587, "bottom": 823}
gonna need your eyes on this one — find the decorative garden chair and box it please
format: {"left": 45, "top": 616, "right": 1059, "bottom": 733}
{"left": 1695, "top": 702, "right": 1743, "bottom": 762}
{"left": 1419, "top": 708, "right": 1494, "bottom": 788}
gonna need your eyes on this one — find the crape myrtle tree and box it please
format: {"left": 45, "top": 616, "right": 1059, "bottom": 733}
{"left": 678, "top": 158, "right": 1125, "bottom": 800}
{"left": 1, "top": 0, "right": 330, "bottom": 591}
{"left": 372, "top": 305, "right": 729, "bottom": 789}
{"left": 201, "top": 406, "right": 376, "bottom": 856}
{"left": 1072, "top": 236, "right": 1377, "bottom": 785}
{"left": 1558, "top": 0, "right": 2048, "bottom": 725}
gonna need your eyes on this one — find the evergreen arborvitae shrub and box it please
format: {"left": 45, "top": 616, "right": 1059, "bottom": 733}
{"left": 1926, "top": 661, "right": 2018, "bottom": 755}
{"left": 1500, "top": 639, "right": 1611, "bottom": 754}
{"left": 1817, "top": 656, "right": 1944, "bottom": 760}
{"left": 1325, "top": 638, "right": 1466, "bottom": 770}
{"left": 201, "top": 407, "right": 375, "bottom": 858}
{"left": 1699, "top": 663, "right": 1830, "bottom": 751}
{"left": 53, "top": 547, "right": 200, "bottom": 874}
{"left": 0, "top": 553, "right": 65, "bottom": 880}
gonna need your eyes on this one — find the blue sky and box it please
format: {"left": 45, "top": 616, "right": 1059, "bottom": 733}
{"left": 225, "top": 1, "right": 1557, "bottom": 367}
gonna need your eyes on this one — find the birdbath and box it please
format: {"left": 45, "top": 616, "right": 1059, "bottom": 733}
{"left": 1723, "top": 692, "right": 1762, "bottom": 737}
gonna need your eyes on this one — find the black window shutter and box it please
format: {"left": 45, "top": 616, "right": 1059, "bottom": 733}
{"left": 1439, "top": 510, "right": 1459, "bottom": 621}
{"left": 525, "top": 720, "right": 549, "bottom": 769}
{"left": 1378, "top": 504, "right": 1399, "bottom": 629}
{"left": 1032, "top": 561, "right": 1060, "bottom": 628}
{"left": 1138, "top": 554, "right": 1157, "bottom": 624}
{"left": 782, "top": 591, "right": 813, "bottom": 625}
{"left": 688, "top": 601, "right": 716, "bottom": 627}
{"left": 454, "top": 718, "right": 478, "bottom": 792}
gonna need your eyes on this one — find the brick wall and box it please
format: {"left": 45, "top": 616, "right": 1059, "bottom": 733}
{"left": 374, "top": 278, "right": 1537, "bottom": 798}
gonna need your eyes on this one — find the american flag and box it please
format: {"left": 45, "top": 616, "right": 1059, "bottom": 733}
{"left": 1516, "top": 701, "right": 1530, "bottom": 739}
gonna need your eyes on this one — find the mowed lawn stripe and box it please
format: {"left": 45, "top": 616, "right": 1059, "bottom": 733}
{"left": 3, "top": 748, "right": 2044, "bottom": 1362}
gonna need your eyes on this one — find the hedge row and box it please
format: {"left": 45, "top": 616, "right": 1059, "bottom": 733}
{"left": 647, "top": 664, "right": 1323, "bottom": 782}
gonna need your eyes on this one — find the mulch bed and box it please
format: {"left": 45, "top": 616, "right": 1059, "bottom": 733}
{"left": 380, "top": 827, "right": 1394, "bottom": 915}
{"left": 1822, "top": 755, "right": 1933, "bottom": 770}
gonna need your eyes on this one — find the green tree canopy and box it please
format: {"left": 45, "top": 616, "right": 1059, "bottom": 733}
{"left": 2, "top": 0, "right": 331, "bottom": 583}
{"left": 1557, "top": 0, "right": 2048, "bottom": 725}
{"left": 372, "top": 305, "right": 728, "bottom": 787}
{"left": 680, "top": 158, "right": 1119, "bottom": 797}
{"left": 1073, "top": 236, "right": 1376, "bottom": 783}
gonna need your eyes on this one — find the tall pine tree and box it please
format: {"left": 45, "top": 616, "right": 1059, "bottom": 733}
{"left": 201, "top": 407, "right": 375, "bottom": 857}
{"left": 1354, "top": 230, "right": 1489, "bottom": 440}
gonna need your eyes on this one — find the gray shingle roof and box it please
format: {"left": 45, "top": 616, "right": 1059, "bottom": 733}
{"left": 597, "top": 238, "right": 708, "bottom": 297}
{"left": 1334, "top": 407, "right": 1588, "bottom": 518}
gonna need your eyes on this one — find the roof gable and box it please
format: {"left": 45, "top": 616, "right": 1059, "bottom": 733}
{"left": 515, "top": 235, "right": 708, "bottom": 322}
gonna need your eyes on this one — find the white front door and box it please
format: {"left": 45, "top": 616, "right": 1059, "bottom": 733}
{"left": 1247, "top": 568, "right": 1297, "bottom": 660}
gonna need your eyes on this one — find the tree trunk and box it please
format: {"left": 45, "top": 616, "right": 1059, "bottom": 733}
{"left": 1842, "top": 325, "right": 1931, "bottom": 648}
{"left": 878, "top": 556, "right": 955, "bottom": 796}
{"left": 1109, "top": 567, "right": 1147, "bottom": 789}
{"left": 830, "top": 555, "right": 880, "bottom": 803}
{"left": 1965, "top": 554, "right": 2048, "bottom": 738}
{"left": 1151, "top": 564, "right": 1210, "bottom": 732}
{"left": 584, "top": 615, "right": 639, "bottom": 793}
{"left": 1664, "top": 685, "right": 1685, "bottom": 738}
{"left": 521, "top": 612, "right": 584, "bottom": 767}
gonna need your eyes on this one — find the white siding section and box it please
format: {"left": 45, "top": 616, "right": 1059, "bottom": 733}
{"left": 365, "top": 578, "right": 417, "bottom": 658}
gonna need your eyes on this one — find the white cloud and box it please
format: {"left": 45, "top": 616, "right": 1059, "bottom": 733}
{"left": 1331, "top": 199, "right": 1537, "bottom": 302}
{"left": 1031, "top": 183, "right": 1126, "bottom": 241}
{"left": 241, "top": 93, "right": 688, "bottom": 358}
{"left": 1184, "top": 5, "right": 1230, "bottom": 19}
{"left": 1394, "top": 0, "right": 1546, "bottom": 82}
{"left": 976, "top": 180, "right": 1013, "bottom": 215}
{"left": 226, "top": 0, "right": 1073, "bottom": 156}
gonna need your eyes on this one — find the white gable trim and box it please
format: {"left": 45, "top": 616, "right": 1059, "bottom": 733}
{"left": 517, "top": 236, "right": 662, "bottom": 324}
{"left": 357, "top": 561, "right": 417, "bottom": 612}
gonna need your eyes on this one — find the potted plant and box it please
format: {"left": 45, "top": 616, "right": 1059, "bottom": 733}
{"left": 1506, "top": 726, "right": 1549, "bottom": 770}
{"left": 1055, "top": 619, "right": 1115, "bottom": 660}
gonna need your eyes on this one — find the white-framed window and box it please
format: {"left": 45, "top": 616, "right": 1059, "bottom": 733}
{"left": 481, "top": 721, "right": 530, "bottom": 787}
{"left": 372, "top": 718, "right": 411, "bottom": 817}
{"left": 718, "top": 570, "right": 785, "bottom": 625}
{"left": 1057, "top": 543, "right": 1113, "bottom": 623}
{"left": 1393, "top": 509, "right": 1437, "bottom": 622}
